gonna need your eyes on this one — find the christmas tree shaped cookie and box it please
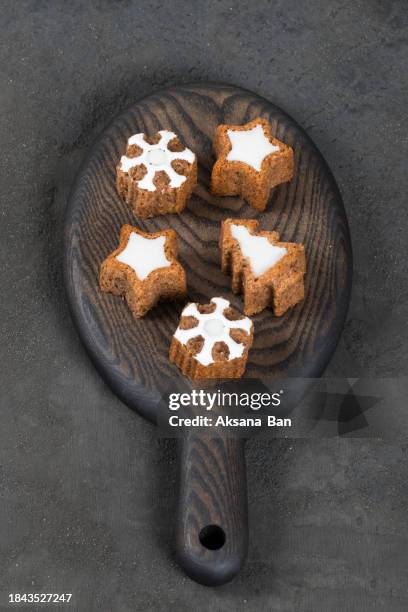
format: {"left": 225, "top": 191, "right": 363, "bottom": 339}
{"left": 100, "top": 225, "right": 186, "bottom": 318}
{"left": 117, "top": 130, "right": 197, "bottom": 219}
{"left": 170, "top": 297, "right": 253, "bottom": 379}
{"left": 211, "top": 117, "right": 293, "bottom": 211}
{"left": 221, "top": 219, "right": 306, "bottom": 316}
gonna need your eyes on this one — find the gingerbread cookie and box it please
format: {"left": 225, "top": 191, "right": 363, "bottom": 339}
{"left": 100, "top": 225, "right": 186, "bottom": 318}
{"left": 170, "top": 297, "right": 253, "bottom": 379}
{"left": 210, "top": 118, "right": 294, "bottom": 211}
{"left": 221, "top": 219, "right": 306, "bottom": 316}
{"left": 117, "top": 130, "right": 197, "bottom": 219}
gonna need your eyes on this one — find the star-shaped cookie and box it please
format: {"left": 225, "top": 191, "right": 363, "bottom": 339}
{"left": 220, "top": 219, "right": 306, "bottom": 316}
{"left": 100, "top": 225, "right": 186, "bottom": 318}
{"left": 210, "top": 117, "right": 294, "bottom": 211}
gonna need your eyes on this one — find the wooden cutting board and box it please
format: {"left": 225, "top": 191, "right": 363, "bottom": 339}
{"left": 64, "top": 83, "right": 352, "bottom": 585}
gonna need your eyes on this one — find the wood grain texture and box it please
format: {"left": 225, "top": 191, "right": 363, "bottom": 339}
{"left": 64, "top": 83, "right": 352, "bottom": 586}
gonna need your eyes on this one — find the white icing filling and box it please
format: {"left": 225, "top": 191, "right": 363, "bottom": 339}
{"left": 226, "top": 124, "right": 279, "bottom": 171}
{"left": 116, "top": 232, "right": 170, "bottom": 280}
{"left": 203, "top": 318, "right": 225, "bottom": 337}
{"left": 174, "top": 297, "right": 252, "bottom": 367}
{"left": 120, "top": 130, "right": 195, "bottom": 192}
{"left": 146, "top": 149, "right": 167, "bottom": 166}
{"left": 231, "top": 224, "right": 287, "bottom": 278}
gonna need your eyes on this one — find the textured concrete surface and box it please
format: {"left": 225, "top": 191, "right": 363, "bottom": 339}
{"left": 1, "top": 1, "right": 407, "bottom": 610}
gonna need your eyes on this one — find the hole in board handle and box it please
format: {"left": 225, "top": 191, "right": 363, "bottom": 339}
{"left": 199, "top": 524, "right": 226, "bottom": 550}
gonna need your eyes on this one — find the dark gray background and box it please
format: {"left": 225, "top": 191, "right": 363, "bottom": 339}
{"left": 1, "top": 1, "right": 407, "bottom": 610}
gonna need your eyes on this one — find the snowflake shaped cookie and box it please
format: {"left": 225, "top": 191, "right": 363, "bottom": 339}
{"left": 100, "top": 224, "right": 186, "bottom": 318}
{"left": 221, "top": 219, "right": 306, "bottom": 317}
{"left": 170, "top": 297, "right": 254, "bottom": 379}
{"left": 116, "top": 130, "right": 197, "bottom": 219}
{"left": 211, "top": 117, "right": 294, "bottom": 211}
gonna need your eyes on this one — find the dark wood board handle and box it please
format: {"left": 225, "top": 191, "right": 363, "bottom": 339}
{"left": 176, "top": 430, "right": 247, "bottom": 586}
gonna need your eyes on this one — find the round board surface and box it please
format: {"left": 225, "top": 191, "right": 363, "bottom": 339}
{"left": 64, "top": 82, "right": 352, "bottom": 422}
{"left": 64, "top": 82, "right": 352, "bottom": 586}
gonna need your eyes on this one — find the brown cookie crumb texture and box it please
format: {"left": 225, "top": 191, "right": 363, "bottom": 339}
{"left": 169, "top": 297, "right": 254, "bottom": 379}
{"left": 116, "top": 131, "right": 197, "bottom": 219}
{"left": 220, "top": 219, "right": 306, "bottom": 317}
{"left": 100, "top": 224, "right": 186, "bottom": 318}
{"left": 210, "top": 117, "right": 294, "bottom": 211}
